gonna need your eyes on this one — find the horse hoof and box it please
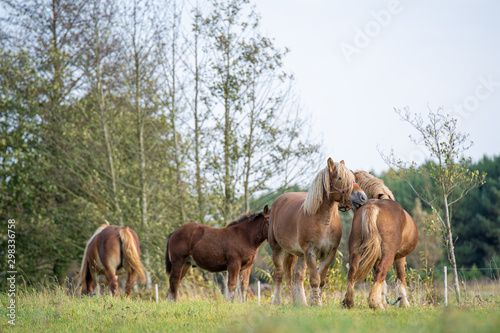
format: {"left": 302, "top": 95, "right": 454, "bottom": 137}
{"left": 293, "top": 298, "right": 307, "bottom": 306}
{"left": 369, "top": 301, "right": 384, "bottom": 310}
{"left": 341, "top": 299, "right": 354, "bottom": 309}
{"left": 310, "top": 297, "right": 322, "bottom": 307}
{"left": 400, "top": 300, "right": 410, "bottom": 308}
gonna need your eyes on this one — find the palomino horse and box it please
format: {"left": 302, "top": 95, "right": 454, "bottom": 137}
{"left": 166, "top": 206, "right": 270, "bottom": 301}
{"left": 342, "top": 171, "right": 418, "bottom": 309}
{"left": 269, "top": 158, "right": 368, "bottom": 306}
{"left": 77, "top": 221, "right": 146, "bottom": 297}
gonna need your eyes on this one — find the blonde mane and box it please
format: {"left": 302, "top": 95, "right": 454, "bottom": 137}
{"left": 354, "top": 171, "right": 394, "bottom": 200}
{"left": 77, "top": 220, "right": 110, "bottom": 289}
{"left": 302, "top": 162, "right": 355, "bottom": 215}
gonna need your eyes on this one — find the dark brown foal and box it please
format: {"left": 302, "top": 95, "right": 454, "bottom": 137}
{"left": 166, "top": 206, "right": 270, "bottom": 301}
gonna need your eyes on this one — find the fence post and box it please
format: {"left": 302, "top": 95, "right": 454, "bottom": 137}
{"left": 155, "top": 284, "right": 159, "bottom": 304}
{"left": 444, "top": 266, "right": 447, "bottom": 306}
{"left": 258, "top": 281, "right": 261, "bottom": 306}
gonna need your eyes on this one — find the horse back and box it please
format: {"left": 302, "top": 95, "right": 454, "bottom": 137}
{"left": 374, "top": 200, "right": 418, "bottom": 258}
{"left": 352, "top": 199, "right": 417, "bottom": 258}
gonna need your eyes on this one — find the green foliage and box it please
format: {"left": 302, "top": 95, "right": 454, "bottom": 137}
{"left": 452, "top": 156, "right": 500, "bottom": 274}
{"left": 405, "top": 252, "right": 438, "bottom": 306}
{"left": 0, "top": 0, "right": 321, "bottom": 288}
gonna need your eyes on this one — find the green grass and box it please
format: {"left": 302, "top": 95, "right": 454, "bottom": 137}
{"left": 1, "top": 287, "right": 499, "bottom": 332}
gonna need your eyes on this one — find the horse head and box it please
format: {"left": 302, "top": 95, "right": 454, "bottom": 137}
{"left": 256, "top": 205, "right": 270, "bottom": 243}
{"left": 327, "top": 158, "right": 367, "bottom": 211}
{"left": 354, "top": 170, "right": 395, "bottom": 200}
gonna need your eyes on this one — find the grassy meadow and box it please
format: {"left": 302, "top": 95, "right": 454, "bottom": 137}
{"left": 1, "top": 283, "right": 499, "bottom": 332}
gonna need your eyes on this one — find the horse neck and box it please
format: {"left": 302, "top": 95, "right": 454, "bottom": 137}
{"left": 316, "top": 191, "right": 339, "bottom": 222}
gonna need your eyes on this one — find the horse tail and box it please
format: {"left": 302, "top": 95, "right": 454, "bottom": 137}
{"left": 77, "top": 221, "right": 110, "bottom": 292}
{"left": 119, "top": 227, "right": 146, "bottom": 284}
{"left": 355, "top": 205, "right": 382, "bottom": 282}
{"left": 76, "top": 252, "right": 89, "bottom": 292}
{"left": 165, "top": 233, "right": 173, "bottom": 276}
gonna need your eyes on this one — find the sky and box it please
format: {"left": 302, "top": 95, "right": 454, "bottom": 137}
{"left": 254, "top": 0, "right": 500, "bottom": 173}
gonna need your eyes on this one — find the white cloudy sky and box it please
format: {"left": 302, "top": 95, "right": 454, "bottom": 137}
{"left": 254, "top": 0, "right": 500, "bottom": 173}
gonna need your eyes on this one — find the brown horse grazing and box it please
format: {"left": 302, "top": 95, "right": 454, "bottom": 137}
{"left": 165, "top": 206, "right": 270, "bottom": 301}
{"left": 342, "top": 171, "right": 418, "bottom": 309}
{"left": 269, "top": 158, "right": 368, "bottom": 306}
{"left": 77, "top": 221, "right": 146, "bottom": 297}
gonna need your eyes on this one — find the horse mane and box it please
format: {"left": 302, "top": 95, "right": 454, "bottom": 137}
{"left": 76, "top": 220, "right": 110, "bottom": 289}
{"left": 226, "top": 211, "right": 262, "bottom": 227}
{"left": 302, "top": 162, "right": 354, "bottom": 215}
{"left": 354, "top": 171, "right": 395, "bottom": 200}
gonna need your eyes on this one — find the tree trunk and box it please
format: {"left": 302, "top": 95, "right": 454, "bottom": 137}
{"left": 193, "top": 13, "right": 205, "bottom": 224}
{"left": 444, "top": 195, "right": 461, "bottom": 304}
{"left": 132, "top": 8, "right": 152, "bottom": 289}
{"left": 94, "top": 21, "right": 122, "bottom": 226}
{"left": 222, "top": 19, "right": 232, "bottom": 225}
{"left": 170, "top": 0, "right": 187, "bottom": 223}
{"left": 243, "top": 78, "right": 256, "bottom": 213}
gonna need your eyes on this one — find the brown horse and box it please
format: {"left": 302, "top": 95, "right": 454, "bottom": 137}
{"left": 269, "top": 158, "right": 368, "bottom": 306}
{"left": 342, "top": 171, "right": 418, "bottom": 309}
{"left": 165, "top": 206, "right": 270, "bottom": 301}
{"left": 77, "top": 221, "right": 146, "bottom": 297}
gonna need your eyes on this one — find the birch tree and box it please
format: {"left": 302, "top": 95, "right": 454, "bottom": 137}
{"left": 381, "top": 107, "right": 486, "bottom": 304}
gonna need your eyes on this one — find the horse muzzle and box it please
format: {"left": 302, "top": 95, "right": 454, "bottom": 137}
{"left": 350, "top": 191, "right": 368, "bottom": 211}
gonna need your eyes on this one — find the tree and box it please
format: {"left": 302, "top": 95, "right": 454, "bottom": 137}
{"left": 381, "top": 106, "right": 486, "bottom": 304}
{"left": 204, "top": 0, "right": 321, "bottom": 221}
{"left": 184, "top": 1, "right": 213, "bottom": 224}
{"left": 1, "top": 0, "right": 99, "bottom": 282}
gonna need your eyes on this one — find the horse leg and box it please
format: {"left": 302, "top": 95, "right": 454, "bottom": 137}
{"left": 239, "top": 267, "right": 251, "bottom": 302}
{"left": 369, "top": 256, "right": 393, "bottom": 310}
{"left": 318, "top": 248, "right": 338, "bottom": 293}
{"left": 395, "top": 257, "right": 410, "bottom": 308}
{"left": 86, "top": 270, "right": 96, "bottom": 296}
{"left": 292, "top": 256, "right": 307, "bottom": 306}
{"left": 125, "top": 271, "right": 137, "bottom": 298}
{"left": 342, "top": 252, "right": 360, "bottom": 309}
{"left": 227, "top": 263, "right": 241, "bottom": 302}
{"left": 382, "top": 280, "right": 388, "bottom": 305}
{"left": 167, "top": 259, "right": 187, "bottom": 301}
{"left": 284, "top": 253, "right": 297, "bottom": 292}
{"left": 271, "top": 248, "right": 286, "bottom": 305}
{"left": 104, "top": 268, "right": 118, "bottom": 296}
{"left": 304, "top": 246, "right": 321, "bottom": 306}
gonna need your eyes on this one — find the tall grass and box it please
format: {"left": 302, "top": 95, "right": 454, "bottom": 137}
{"left": 1, "top": 281, "right": 499, "bottom": 332}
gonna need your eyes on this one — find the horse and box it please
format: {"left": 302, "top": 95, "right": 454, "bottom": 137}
{"left": 268, "top": 158, "right": 368, "bottom": 306}
{"left": 165, "top": 206, "right": 270, "bottom": 301}
{"left": 77, "top": 221, "right": 146, "bottom": 297}
{"left": 342, "top": 171, "right": 418, "bottom": 309}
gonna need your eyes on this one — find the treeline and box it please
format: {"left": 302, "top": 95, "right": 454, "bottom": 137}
{"left": 0, "top": 0, "right": 322, "bottom": 287}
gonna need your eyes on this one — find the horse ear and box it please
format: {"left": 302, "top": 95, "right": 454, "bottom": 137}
{"left": 369, "top": 171, "right": 372, "bottom": 175}
{"left": 263, "top": 205, "right": 269, "bottom": 215}
{"left": 327, "top": 158, "right": 335, "bottom": 172}
{"left": 340, "top": 160, "right": 345, "bottom": 165}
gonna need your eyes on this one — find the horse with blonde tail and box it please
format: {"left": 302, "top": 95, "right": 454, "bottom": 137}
{"left": 342, "top": 171, "right": 418, "bottom": 309}
{"left": 77, "top": 221, "right": 146, "bottom": 297}
{"left": 269, "top": 158, "right": 368, "bottom": 306}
